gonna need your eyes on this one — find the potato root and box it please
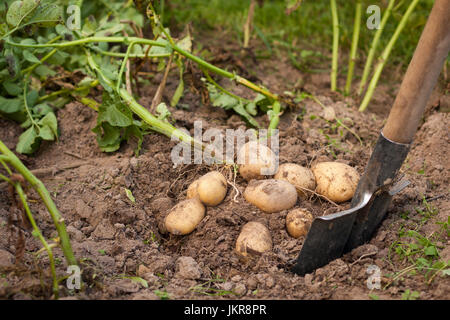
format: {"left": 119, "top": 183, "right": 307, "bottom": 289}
{"left": 312, "top": 162, "right": 360, "bottom": 203}
{"left": 165, "top": 198, "right": 206, "bottom": 235}
{"left": 244, "top": 179, "right": 298, "bottom": 213}
{"left": 235, "top": 221, "right": 272, "bottom": 257}
{"left": 238, "top": 141, "right": 277, "bottom": 181}
{"left": 286, "top": 208, "right": 313, "bottom": 238}
{"left": 274, "top": 163, "right": 316, "bottom": 199}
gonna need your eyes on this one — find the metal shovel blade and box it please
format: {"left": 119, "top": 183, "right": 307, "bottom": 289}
{"left": 291, "top": 133, "right": 410, "bottom": 276}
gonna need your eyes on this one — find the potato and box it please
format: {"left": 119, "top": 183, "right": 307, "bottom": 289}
{"left": 286, "top": 208, "right": 313, "bottom": 238}
{"left": 244, "top": 179, "right": 298, "bottom": 213}
{"left": 197, "top": 171, "right": 227, "bottom": 206}
{"left": 186, "top": 179, "right": 200, "bottom": 199}
{"left": 235, "top": 221, "right": 272, "bottom": 256}
{"left": 165, "top": 198, "right": 206, "bottom": 235}
{"left": 187, "top": 171, "right": 227, "bottom": 206}
{"left": 274, "top": 163, "right": 316, "bottom": 199}
{"left": 312, "top": 162, "right": 360, "bottom": 203}
{"left": 238, "top": 141, "right": 277, "bottom": 181}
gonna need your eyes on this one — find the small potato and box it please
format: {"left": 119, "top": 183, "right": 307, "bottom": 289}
{"left": 244, "top": 179, "right": 298, "bottom": 213}
{"left": 165, "top": 198, "right": 205, "bottom": 235}
{"left": 274, "top": 163, "right": 316, "bottom": 199}
{"left": 238, "top": 141, "right": 277, "bottom": 181}
{"left": 235, "top": 221, "right": 272, "bottom": 257}
{"left": 286, "top": 208, "right": 313, "bottom": 238}
{"left": 197, "top": 171, "right": 227, "bottom": 206}
{"left": 186, "top": 179, "right": 200, "bottom": 199}
{"left": 312, "top": 162, "right": 360, "bottom": 203}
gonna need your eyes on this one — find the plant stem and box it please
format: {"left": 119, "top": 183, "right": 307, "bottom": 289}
{"left": 6, "top": 37, "right": 279, "bottom": 102}
{"left": 0, "top": 140, "right": 78, "bottom": 267}
{"left": 37, "top": 80, "right": 100, "bottom": 103}
{"left": 84, "top": 49, "right": 205, "bottom": 151}
{"left": 358, "top": 0, "right": 396, "bottom": 96}
{"left": 345, "top": 0, "right": 362, "bottom": 95}
{"left": 330, "top": 0, "right": 339, "bottom": 91}
{"left": 15, "top": 182, "right": 59, "bottom": 298}
{"left": 359, "top": 0, "right": 420, "bottom": 112}
{"left": 268, "top": 101, "right": 281, "bottom": 134}
{"left": 243, "top": 0, "right": 257, "bottom": 49}
{"left": 116, "top": 41, "right": 137, "bottom": 91}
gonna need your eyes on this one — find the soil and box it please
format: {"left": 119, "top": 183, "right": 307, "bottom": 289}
{"left": 0, "top": 30, "right": 449, "bottom": 300}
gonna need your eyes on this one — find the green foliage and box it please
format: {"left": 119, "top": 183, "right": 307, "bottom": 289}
{"left": 206, "top": 82, "right": 274, "bottom": 128}
{"left": 166, "top": 0, "right": 434, "bottom": 69}
{"left": 389, "top": 199, "right": 449, "bottom": 284}
{"left": 92, "top": 92, "right": 144, "bottom": 153}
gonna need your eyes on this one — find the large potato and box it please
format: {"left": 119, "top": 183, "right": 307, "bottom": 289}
{"left": 187, "top": 171, "right": 227, "bottom": 206}
{"left": 286, "top": 208, "right": 313, "bottom": 238}
{"left": 238, "top": 141, "right": 277, "bottom": 181}
{"left": 197, "top": 171, "right": 227, "bottom": 206}
{"left": 235, "top": 221, "right": 272, "bottom": 257}
{"left": 274, "top": 163, "right": 316, "bottom": 199}
{"left": 165, "top": 198, "right": 206, "bottom": 235}
{"left": 244, "top": 179, "right": 298, "bottom": 213}
{"left": 312, "top": 162, "right": 360, "bottom": 203}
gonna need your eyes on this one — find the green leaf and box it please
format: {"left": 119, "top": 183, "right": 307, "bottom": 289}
{"left": 6, "top": 0, "right": 39, "bottom": 28}
{"left": 176, "top": 35, "right": 192, "bottom": 53}
{"left": 171, "top": 79, "right": 184, "bottom": 107}
{"left": 149, "top": 37, "right": 172, "bottom": 55}
{"left": 0, "top": 23, "right": 9, "bottom": 37}
{"left": 233, "top": 103, "right": 260, "bottom": 128}
{"left": 16, "top": 126, "right": 40, "bottom": 154}
{"left": 124, "top": 188, "right": 136, "bottom": 204}
{"left": 125, "top": 276, "right": 148, "bottom": 288}
{"left": 424, "top": 246, "right": 438, "bottom": 257}
{"left": 245, "top": 102, "right": 257, "bottom": 116}
{"left": 156, "top": 102, "right": 171, "bottom": 121}
{"left": 23, "top": 50, "right": 41, "bottom": 64}
{"left": 0, "top": 96, "right": 23, "bottom": 114}
{"left": 38, "top": 112, "right": 58, "bottom": 138}
{"left": 27, "top": 3, "right": 62, "bottom": 27}
{"left": 34, "top": 64, "right": 56, "bottom": 78}
{"left": 98, "top": 94, "right": 133, "bottom": 127}
{"left": 2, "top": 81, "right": 23, "bottom": 96}
{"left": 92, "top": 122, "right": 122, "bottom": 152}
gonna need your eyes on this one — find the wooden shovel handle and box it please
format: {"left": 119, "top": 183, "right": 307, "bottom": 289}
{"left": 382, "top": 0, "right": 450, "bottom": 144}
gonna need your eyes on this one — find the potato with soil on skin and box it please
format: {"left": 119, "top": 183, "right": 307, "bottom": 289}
{"left": 244, "top": 179, "right": 298, "bottom": 213}
{"left": 186, "top": 171, "right": 227, "bottom": 206}
{"left": 312, "top": 162, "right": 360, "bottom": 203}
{"left": 165, "top": 198, "right": 206, "bottom": 235}
{"left": 235, "top": 221, "right": 272, "bottom": 257}
{"left": 274, "top": 163, "right": 316, "bottom": 199}
{"left": 238, "top": 141, "right": 277, "bottom": 181}
{"left": 286, "top": 208, "right": 314, "bottom": 238}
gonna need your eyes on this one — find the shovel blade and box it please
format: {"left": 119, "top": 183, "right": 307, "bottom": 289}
{"left": 290, "top": 212, "right": 356, "bottom": 276}
{"left": 291, "top": 133, "right": 410, "bottom": 276}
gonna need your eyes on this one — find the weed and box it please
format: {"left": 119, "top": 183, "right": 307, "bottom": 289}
{"left": 368, "top": 293, "right": 380, "bottom": 300}
{"left": 189, "top": 275, "right": 237, "bottom": 297}
{"left": 387, "top": 199, "right": 449, "bottom": 287}
{"left": 154, "top": 289, "right": 170, "bottom": 300}
{"left": 401, "top": 289, "right": 420, "bottom": 300}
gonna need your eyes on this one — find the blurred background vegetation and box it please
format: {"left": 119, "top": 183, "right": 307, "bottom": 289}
{"left": 163, "top": 0, "right": 435, "bottom": 70}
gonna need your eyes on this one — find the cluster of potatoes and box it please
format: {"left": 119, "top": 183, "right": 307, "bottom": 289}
{"left": 164, "top": 141, "right": 360, "bottom": 258}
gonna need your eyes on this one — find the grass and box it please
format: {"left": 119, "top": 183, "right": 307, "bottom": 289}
{"left": 386, "top": 197, "right": 449, "bottom": 288}
{"left": 165, "top": 0, "right": 434, "bottom": 73}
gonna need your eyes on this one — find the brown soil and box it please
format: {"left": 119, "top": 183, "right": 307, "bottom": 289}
{"left": 0, "top": 31, "right": 449, "bottom": 300}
